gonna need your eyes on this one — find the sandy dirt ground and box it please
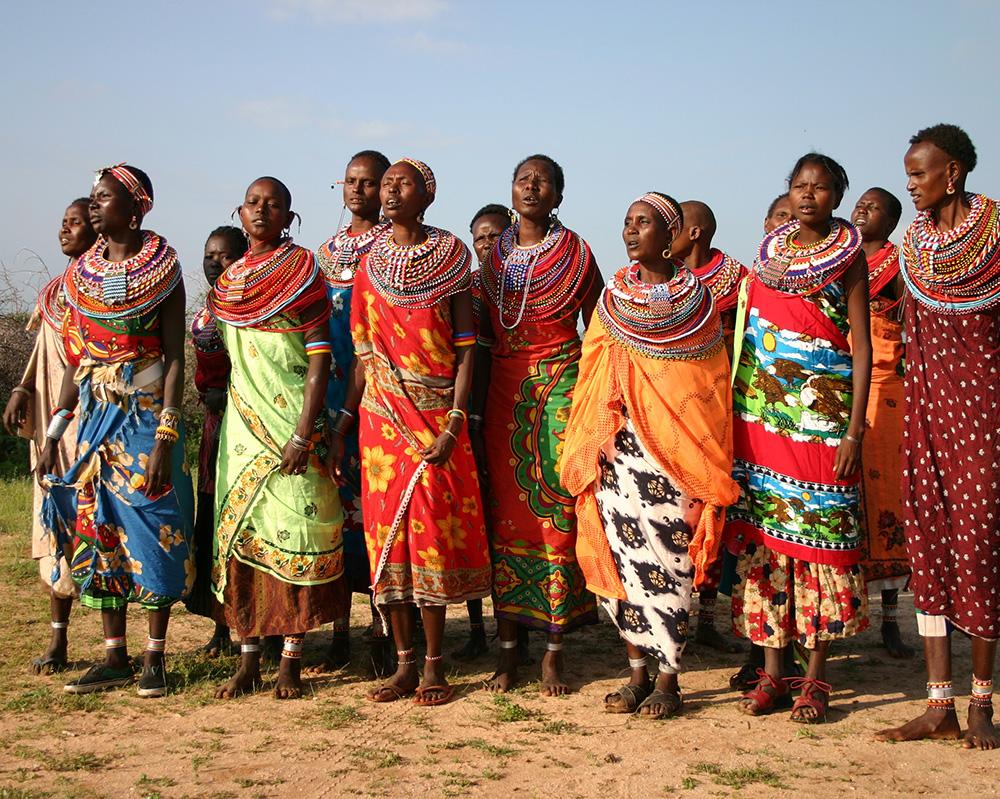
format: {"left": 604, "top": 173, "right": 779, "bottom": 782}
{"left": 1, "top": 568, "right": 997, "bottom": 799}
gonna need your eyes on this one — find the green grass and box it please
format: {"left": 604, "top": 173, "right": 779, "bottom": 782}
{"left": 689, "top": 762, "right": 787, "bottom": 789}
{"left": 350, "top": 746, "right": 403, "bottom": 768}
{"left": 488, "top": 694, "right": 536, "bottom": 722}
{"left": 436, "top": 737, "right": 518, "bottom": 757}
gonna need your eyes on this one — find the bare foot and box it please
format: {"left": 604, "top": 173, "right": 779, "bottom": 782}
{"left": 303, "top": 637, "right": 351, "bottom": 675}
{"left": 540, "top": 650, "right": 569, "bottom": 697}
{"left": 274, "top": 659, "right": 304, "bottom": 699}
{"left": 28, "top": 638, "right": 69, "bottom": 674}
{"left": 201, "top": 634, "right": 235, "bottom": 659}
{"left": 604, "top": 675, "right": 650, "bottom": 713}
{"left": 963, "top": 704, "right": 998, "bottom": 750}
{"left": 414, "top": 657, "right": 451, "bottom": 703}
{"left": 694, "top": 623, "right": 744, "bottom": 654}
{"left": 874, "top": 707, "right": 962, "bottom": 742}
{"left": 215, "top": 663, "right": 263, "bottom": 698}
{"left": 368, "top": 662, "right": 419, "bottom": 702}
{"left": 881, "top": 622, "right": 915, "bottom": 659}
{"left": 451, "top": 628, "right": 488, "bottom": 662}
{"left": 486, "top": 647, "right": 519, "bottom": 693}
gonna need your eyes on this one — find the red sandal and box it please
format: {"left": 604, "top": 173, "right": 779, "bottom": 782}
{"left": 737, "top": 668, "right": 791, "bottom": 716}
{"left": 788, "top": 677, "right": 831, "bottom": 723}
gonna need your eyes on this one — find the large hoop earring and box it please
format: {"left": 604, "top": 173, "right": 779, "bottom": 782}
{"left": 129, "top": 216, "right": 138, "bottom": 231}
{"left": 662, "top": 247, "right": 672, "bottom": 259}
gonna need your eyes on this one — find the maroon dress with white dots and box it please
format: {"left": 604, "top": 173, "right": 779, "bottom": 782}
{"left": 901, "top": 196, "right": 1000, "bottom": 641}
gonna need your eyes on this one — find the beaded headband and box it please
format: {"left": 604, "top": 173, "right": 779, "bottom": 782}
{"left": 395, "top": 158, "right": 436, "bottom": 201}
{"left": 634, "top": 192, "right": 680, "bottom": 231}
{"left": 95, "top": 163, "right": 153, "bottom": 217}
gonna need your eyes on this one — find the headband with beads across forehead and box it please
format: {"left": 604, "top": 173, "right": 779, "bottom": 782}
{"left": 634, "top": 192, "right": 680, "bottom": 231}
{"left": 94, "top": 163, "right": 153, "bottom": 217}
{"left": 395, "top": 157, "right": 436, "bottom": 200}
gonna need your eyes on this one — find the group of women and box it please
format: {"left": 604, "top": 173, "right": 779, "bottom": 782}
{"left": 6, "top": 122, "right": 998, "bottom": 749}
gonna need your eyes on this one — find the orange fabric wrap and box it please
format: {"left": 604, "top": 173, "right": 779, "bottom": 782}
{"left": 561, "top": 317, "right": 739, "bottom": 598}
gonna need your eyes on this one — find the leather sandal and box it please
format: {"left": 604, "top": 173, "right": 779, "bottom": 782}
{"left": 604, "top": 680, "right": 651, "bottom": 713}
{"left": 737, "top": 668, "right": 791, "bottom": 716}
{"left": 788, "top": 677, "right": 831, "bottom": 723}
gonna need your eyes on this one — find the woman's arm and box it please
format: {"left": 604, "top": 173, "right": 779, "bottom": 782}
{"left": 327, "top": 357, "right": 366, "bottom": 486}
{"left": 280, "top": 298, "right": 332, "bottom": 477}
{"left": 421, "top": 290, "right": 475, "bottom": 466}
{"left": 34, "top": 362, "right": 79, "bottom": 483}
{"left": 834, "top": 254, "right": 871, "bottom": 481}
{"left": 579, "top": 257, "right": 603, "bottom": 327}
{"left": 468, "top": 305, "right": 493, "bottom": 477}
{"left": 145, "top": 282, "right": 186, "bottom": 498}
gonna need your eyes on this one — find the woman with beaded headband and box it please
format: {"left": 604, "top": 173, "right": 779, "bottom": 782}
{"left": 4, "top": 198, "right": 96, "bottom": 675}
{"left": 182, "top": 226, "right": 247, "bottom": 658}
{"left": 726, "top": 153, "right": 872, "bottom": 724}
{"left": 306, "top": 150, "right": 394, "bottom": 678}
{"left": 332, "top": 157, "right": 491, "bottom": 706}
{"left": 472, "top": 154, "right": 602, "bottom": 696}
{"left": 876, "top": 124, "right": 1000, "bottom": 751}
{"left": 209, "top": 176, "right": 348, "bottom": 700}
{"left": 562, "top": 193, "right": 739, "bottom": 718}
{"left": 37, "top": 164, "right": 195, "bottom": 699}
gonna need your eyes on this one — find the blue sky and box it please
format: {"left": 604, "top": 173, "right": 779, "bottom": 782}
{"left": 2, "top": 0, "right": 998, "bottom": 306}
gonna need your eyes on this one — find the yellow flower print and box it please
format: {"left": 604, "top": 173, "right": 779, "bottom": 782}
{"left": 443, "top": 490, "right": 454, "bottom": 503}
{"left": 352, "top": 322, "right": 371, "bottom": 345}
{"left": 137, "top": 393, "right": 157, "bottom": 413}
{"left": 138, "top": 452, "right": 149, "bottom": 471}
{"left": 435, "top": 513, "right": 467, "bottom": 550}
{"left": 363, "top": 446, "right": 397, "bottom": 494}
{"left": 554, "top": 406, "right": 571, "bottom": 423}
{"left": 184, "top": 557, "right": 196, "bottom": 594}
{"left": 380, "top": 423, "right": 397, "bottom": 442}
{"left": 461, "top": 496, "right": 479, "bottom": 516}
{"left": 248, "top": 342, "right": 258, "bottom": 358}
{"left": 412, "top": 520, "right": 426, "bottom": 535}
{"left": 393, "top": 322, "right": 406, "bottom": 338}
{"left": 417, "top": 546, "right": 446, "bottom": 570}
{"left": 420, "top": 328, "right": 453, "bottom": 367}
{"left": 273, "top": 393, "right": 288, "bottom": 409}
{"left": 415, "top": 429, "right": 435, "bottom": 447}
{"left": 400, "top": 353, "right": 431, "bottom": 376}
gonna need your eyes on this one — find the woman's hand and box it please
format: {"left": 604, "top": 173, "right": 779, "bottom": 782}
{"left": 420, "top": 431, "right": 457, "bottom": 466}
{"left": 35, "top": 439, "right": 61, "bottom": 485}
{"left": 144, "top": 439, "right": 175, "bottom": 499}
{"left": 833, "top": 435, "right": 862, "bottom": 481}
{"left": 280, "top": 439, "right": 311, "bottom": 477}
{"left": 326, "top": 431, "right": 346, "bottom": 486}
{"left": 3, "top": 391, "right": 28, "bottom": 434}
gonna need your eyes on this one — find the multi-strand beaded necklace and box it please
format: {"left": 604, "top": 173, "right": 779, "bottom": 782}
{"left": 691, "top": 249, "right": 747, "bottom": 312}
{"left": 902, "top": 193, "right": 1000, "bottom": 314}
{"left": 316, "top": 221, "right": 387, "bottom": 288}
{"left": 481, "top": 221, "right": 592, "bottom": 329}
{"left": 865, "top": 242, "right": 902, "bottom": 317}
{"left": 598, "top": 263, "right": 722, "bottom": 360}
{"left": 191, "top": 306, "right": 225, "bottom": 355}
{"left": 38, "top": 274, "right": 67, "bottom": 331}
{"left": 755, "top": 218, "right": 861, "bottom": 295}
{"left": 210, "top": 240, "right": 327, "bottom": 331}
{"left": 66, "top": 231, "right": 180, "bottom": 320}
{"left": 364, "top": 225, "right": 471, "bottom": 309}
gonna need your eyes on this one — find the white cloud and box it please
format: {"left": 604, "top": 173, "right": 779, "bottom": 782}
{"left": 257, "top": 0, "right": 448, "bottom": 24}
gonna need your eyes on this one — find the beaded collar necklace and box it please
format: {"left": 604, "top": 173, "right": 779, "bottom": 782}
{"left": 364, "top": 225, "right": 471, "bottom": 309}
{"left": 38, "top": 273, "right": 67, "bottom": 331}
{"left": 210, "top": 240, "right": 326, "bottom": 330}
{"left": 866, "top": 242, "right": 901, "bottom": 297}
{"left": 598, "top": 263, "right": 722, "bottom": 361}
{"left": 482, "top": 220, "right": 592, "bottom": 330}
{"left": 66, "top": 231, "right": 180, "bottom": 320}
{"left": 691, "top": 249, "right": 747, "bottom": 312}
{"left": 755, "top": 218, "right": 861, "bottom": 295}
{"left": 901, "top": 193, "right": 1000, "bottom": 314}
{"left": 191, "top": 305, "right": 225, "bottom": 354}
{"left": 317, "top": 221, "right": 387, "bottom": 288}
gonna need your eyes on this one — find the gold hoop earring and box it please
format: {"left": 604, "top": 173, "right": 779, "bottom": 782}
{"left": 946, "top": 179, "right": 956, "bottom": 195}
{"left": 417, "top": 211, "right": 425, "bottom": 223}
{"left": 129, "top": 216, "right": 138, "bottom": 230}
{"left": 662, "top": 247, "right": 671, "bottom": 259}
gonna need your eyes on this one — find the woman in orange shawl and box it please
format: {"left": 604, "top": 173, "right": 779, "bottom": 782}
{"left": 562, "top": 193, "right": 738, "bottom": 718}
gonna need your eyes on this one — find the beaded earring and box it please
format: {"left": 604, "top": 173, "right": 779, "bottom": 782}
{"left": 129, "top": 216, "right": 138, "bottom": 230}
{"left": 946, "top": 177, "right": 956, "bottom": 195}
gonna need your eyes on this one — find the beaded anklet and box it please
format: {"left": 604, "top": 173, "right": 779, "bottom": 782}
{"left": 927, "top": 681, "right": 955, "bottom": 710}
{"left": 146, "top": 637, "right": 166, "bottom": 654}
{"left": 397, "top": 648, "right": 416, "bottom": 666}
{"left": 281, "top": 636, "right": 304, "bottom": 660}
{"left": 105, "top": 636, "right": 127, "bottom": 650}
{"left": 971, "top": 677, "right": 994, "bottom": 709}
{"left": 883, "top": 603, "right": 898, "bottom": 623}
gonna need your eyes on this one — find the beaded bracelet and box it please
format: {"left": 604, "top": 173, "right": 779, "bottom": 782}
{"left": 51, "top": 407, "right": 75, "bottom": 420}
{"left": 155, "top": 425, "right": 180, "bottom": 442}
